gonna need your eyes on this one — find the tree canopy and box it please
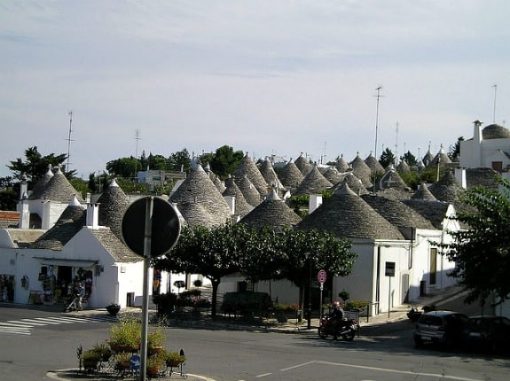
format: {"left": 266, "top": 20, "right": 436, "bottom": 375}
{"left": 8, "top": 146, "right": 74, "bottom": 182}
{"left": 379, "top": 148, "right": 395, "bottom": 168}
{"left": 446, "top": 178, "right": 510, "bottom": 305}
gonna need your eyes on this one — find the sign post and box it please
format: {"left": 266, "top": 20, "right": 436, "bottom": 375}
{"left": 317, "top": 269, "right": 327, "bottom": 320}
{"left": 122, "top": 197, "right": 181, "bottom": 381}
{"left": 385, "top": 262, "right": 395, "bottom": 319}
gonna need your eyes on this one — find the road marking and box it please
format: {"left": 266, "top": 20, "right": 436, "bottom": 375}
{"left": 0, "top": 326, "right": 31, "bottom": 335}
{"left": 0, "top": 321, "right": 36, "bottom": 328}
{"left": 315, "top": 360, "right": 483, "bottom": 381}
{"left": 33, "top": 317, "right": 75, "bottom": 324}
{"left": 9, "top": 319, "right": 46, "bottom": 326}
{"left": 22, "top": 318, "right": 61, "bottom": 325}
{"left": 280, "top": 361, "right": 315, "bottom": 372}
{"left": 255, "top": 373, "right": 273, "bottom": 378}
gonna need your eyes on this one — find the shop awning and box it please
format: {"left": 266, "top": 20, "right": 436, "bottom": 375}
{"left": 34, "top": 257, "right": 98, "bottom": 268}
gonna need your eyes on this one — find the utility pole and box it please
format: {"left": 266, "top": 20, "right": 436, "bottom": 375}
{"left": 66, "top": 111, "right": 74, "bottom": 172}
{"left": 373, "top": 86, "right": 383, "bottom": 191}
{"left": 492, "top": 84, "right": 497, "bottom": 124}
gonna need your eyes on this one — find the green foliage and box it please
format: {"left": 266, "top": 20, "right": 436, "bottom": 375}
{"left": 338, "top": 289, "right": 350, "bottom": 301}
{"left": 153, "top": 292, "right": 178, "bottom": 316}
{"left": 345, "top": 300, "right": 369, "bottom": 311}
{"left": 208, "top": 145, "right": 244, "bottom": 179}
{"left": 165, "top": 351, "right": 185, "bottom": 368}
{"left": 69, "top": 177, "right": 89, "bottom": 199}
{"left": 82, "top": 349, "right": 102, "bottom": 371}
{"left": 401, "top": 151, "right": 418, "bottom": 167}
{"left": 109, "top": 318, "right": 141, "bottom": 352}
{"left": 448, "top": 136, "right": 464, "bottom": 162}
{"left": 221, "top": 291, "right": 273, "bottom": 317}
{"left": 273, "top": 303, "right": 299, "bottom": 314}
{"left": 399, "top": 171, "right": 420, "bottom": 189}
{"left": 0, "top": 187, "right": 17, "bottom": 210}
{"left": 147, "top": 153, "right": 168, "bottom": 170}
{"left": 446, "top": 178, "right": 510, "bottom": 304}
{"left": 106, "top": 156, "right": 141, "bottom": 179}
{"left": 168, "top": 148, "right": 191, "bottom": 172}
{"left": 8, "top": 146, "right": 74, "bottom": 182}
{"left": 115, "top": 177, "right": 149, "bottom": 193}
{"left": 379, "top": 148, "right": 395, "bottom": 168}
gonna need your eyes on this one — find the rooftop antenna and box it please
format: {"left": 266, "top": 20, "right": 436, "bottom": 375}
{"left": 492, "top": 84, "right": 497, "bottom": 124}
{"left": 66, "top": 111, "right": 74, "bottom": 172}
{"left": 321, "top": 141, "right": 327, "bottom": 164}
{"left": 394, "top": 121, "right": 399, "bottom": 164}
{"left": 135, "top": 129, "right": 141, "bottom": 158}
{"left": 373, "top": 86, "right": 383, "bottom": 192}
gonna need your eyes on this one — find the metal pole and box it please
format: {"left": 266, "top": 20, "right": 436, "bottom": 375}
{"left": 140, "top": 197, "right": 154, "bottom": 381}
{"left": 319, "top": 283, "right": 323, "bottom": 320}
{"left": 387, "top": 276, "right": 391, "bottom": 319}
{"left": 307, "top": 258, "right": 312, "bottom": 329}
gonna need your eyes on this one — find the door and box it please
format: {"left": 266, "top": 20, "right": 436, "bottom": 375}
{"left": 429, "top": 248, "right": 437, "bottom": 286}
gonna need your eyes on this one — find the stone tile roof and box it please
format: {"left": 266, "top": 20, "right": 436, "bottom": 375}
{"left": 482, "top": 123, "right": 510, "bottom": 139}
{"left": 379, "top": 165, "right": 409, "bottom": 191}
{"left": 396, "top": 160, "right": 411, "bottom": 173}
{"left": 350, "top": 154, "right": 373, "bottom": 188}
{"left": 30, "top": 166, "right": 54, "bottom": 199}
{"left": 466, "top": 168, "right": 499, "bottom": 190}
{"left": 175, "top": 202, "right": 217, "bottom": 228}
{"left": 332, "top": 172, "right": 369, "bottom": 196}
{"left": 240, "top": 189, "right": 301, "bottom": 230}
{"left": 204, "top": 164, "right": 226, "bottom": 193}
{"left": 402, "top": 199, "right": 450, "bottom": 229}
{"left": 411, "top": 183, "right": 437, "bottom": 201}
{"left": 259, "top": 158, "right": 284, "bottom": 190}
{"left": 365, "top": 153, "right": 385, "bottom": 175}
{"left": 295, "top": 164, "right": 333, "bottom": 195}
{"left": 429, "top": 171, "right": 464, "bottom": 203}
{"left": 361, "top": 194, "right": 436, "bottom": 238}
{"left": 97, "top": 179, "right": 130, "bottom": 239}
{"left": 32, "top": 202, "right": 86, "bottom": 250}
{"left": 322, "top": 166, "right": 344, "bottom": 185}
{"left": 422, "top": 150, "right": 434, "bottom": 166}
{"left": 298, "top": 183, "right": 404, "bottom": 240}
{"left": 335, "top": 155, "right": 350, "bottom": 172}
{"left": 428, "top": 148, "right": 452, "bottom": 167}
{"left": 90, "top": 228, "right": 141, "bottom": 263}
{"left": 223, "top": 177, "right": 253, "bottom": 218}
{"left": 170, "top": 164, "right": 232, "bottom": 225}
{"left": 276, "top": 160, "right": 304, "bottom": 190}
{"left": 235, "top": 174, "right": 262, "bottom": 207}
{"left": 294, "top": 154, "right": 313, "bottom": 176}
{"left": 3, "top": 229, "right": 45, "bottom": 247}
{"left": 29, "top": 166, "right": 84, "bottom": 203}
{"left": 233, "top": 154, "right": 269, "bottom": 196}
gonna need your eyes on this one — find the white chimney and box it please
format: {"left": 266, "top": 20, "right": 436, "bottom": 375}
{"left": 454, "top": 168, "right": 467, "bottom": 189}
{"left": 86, "top": 192, "right": 91, "bottom": 203}
{"left": 309, "top": 194, "right": 323, "bottom": 214}
{"left": 20, "top": 178, "right": 28, "bottom": 200}
{"left": 19, "top": 199, "right": 30, "bottom": 229}
{"left": 41, "top": 200, "right": 52, "bottom": 229}
{"left": 224, "top": 195, "right": 236, "bottom": 215}
{"left": 86, "top": 203, "right": 100, "bottom": 229}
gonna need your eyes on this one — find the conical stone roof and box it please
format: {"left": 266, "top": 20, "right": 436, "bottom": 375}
{"left": 428, "top": 147, "right": 452, "bottom": 167}
{"left": 235, "top": 174, "right": 262, "bottom": 207}
{"left": 428, "top": 171, "right": 464, "bottom": 203}
{"left": 170, "top": 164, "right": 232, "bottom": 224}
{"left": 30, "top": 166, "right": 84, "bottom": 202}
{"left": 97, "top": 179, "right": 130, "bottom": 239}
{"left": 259, "top": 158, "right": 284, "bottom": 190}
{"left": 176, "top": 202, "right": 217, "bottom": 228}
{"left": 233, "top": 154, "right": 269, "bottom": 196}
{"left": 240, "top": 189, "right": 301, "bottom": 230}
{"left": 361, "top": 194, "right": 435, "bottom": 238}
{"left": 335, "top": 155, "right": 350, "bottom": 172}
{"left": 423, "top": 150, "right": 434, "bottom": 166}
{"left": 32, "top": 197, "right": 86, "bottom": 250}
{"left": 298, "top": 183, "right": 404, "bottom": 240}
{"left": 365, "top": 153, "right": 385, "bottom": 176}
{"left": 411, "top": 183, "right": 437, "bottom": 201}
{"left": 294, "top": 154, "right": 313, "bottom": 176}
{"left": 397, "top": 160, "right": 411, "bottom": 173}
{"left": 350, "top": 154, "right": 373, "bottom": 188}
{"left": 30, "top": 165, "right": 54, "bottom": 199}
{"left": 223, "top": 177, "right": 253, "bottom": 218}
{"left": 403, "top": 199, "right": 450, "bottom": 229}
{"left": 277, "top": 160, "right": 304, "bottom": 190}
{"left": 295, "top": 164, "right": 333, "bottom": 195}
{"left": 322, "top": 166, "right": 344, "bottom": 185}
{"left": 379, "top": 165, "right": 408, "bottom": 190}
{"left": 333, "top": 172, "right": 368, "bottom": 195}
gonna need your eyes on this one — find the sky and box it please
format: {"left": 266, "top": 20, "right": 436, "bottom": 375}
{"left": 1, "top": 0, "right": 509, "bottom": 179}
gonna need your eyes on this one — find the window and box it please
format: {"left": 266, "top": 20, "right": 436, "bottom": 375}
{"left": 429, "top": 248, "right": 437, "bottom": 285}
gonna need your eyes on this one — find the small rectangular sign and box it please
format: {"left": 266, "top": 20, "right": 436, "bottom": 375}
{"left": 385, "top": 261, "right": 396, "bottom": 277}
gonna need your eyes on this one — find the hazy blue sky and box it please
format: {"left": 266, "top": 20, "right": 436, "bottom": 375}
{"left": 1, "top": 0, "right": 509, "bottom": 179}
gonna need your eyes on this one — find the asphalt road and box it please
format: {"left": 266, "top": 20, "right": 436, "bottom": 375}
{"left": 1, "top": 306, "right": 509, "bottom": 381}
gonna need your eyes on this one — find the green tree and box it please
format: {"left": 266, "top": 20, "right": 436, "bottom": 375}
{"left": 106, "top": 157, "right": 141, "bottom": 179}
{"left": 379, "top": 148, "right": 395, "bottom": 168}
{"left": 168, "top": 149, "right": 191, "bottom": 172}
{"left": 8, "top": 146, "right": 74, "bottom": 183}
{"left": 147, "top": 153, "right": 168, "bottom": 170}
{"left": 446, "top": 178, "right": 510, "bottom": 305}
{"left": 401, "top": 151, "right": 418, "bottom": 167}
{"left": 448, "top": 136, "right": 464, "bottom": 162}
{"left": 157, "top": 223, "right": 245, "bottom": 318}
{"left": 209, "top": 145, "right": 244, "bottom": 179}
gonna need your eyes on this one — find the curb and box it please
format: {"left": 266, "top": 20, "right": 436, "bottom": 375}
{"left": 47, "top": 369, "right": 216, "bottom": 381}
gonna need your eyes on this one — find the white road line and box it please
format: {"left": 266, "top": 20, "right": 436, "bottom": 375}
{"left": 280, "top": 361, "right": 315, "bottom": 372}
{"left": 9, "top": 319, "right": 46, "bottom": 326}
{"left": 255, "top": 373, "right": 272, "bottom": 378}
{"left": 0, "top": 321, "right": 36, "bottom": 328}
{"left": 315, "top": 360, "right": 483, "bottom": 381}
{"left": 24, "top": 318, "right": 61, "bottom": 325}
{"left": 33, "top": 317, "right": 75, "bottom": 324}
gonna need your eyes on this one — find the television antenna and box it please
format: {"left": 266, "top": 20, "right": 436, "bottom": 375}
{"left": 492, "top": 84, "right": 497, "bottom": 124}
{"left": 135, "top": 129, "right": 141, "bottom": 158}
{"left": 66, "top": 111, "right": 75, "bottom": 171}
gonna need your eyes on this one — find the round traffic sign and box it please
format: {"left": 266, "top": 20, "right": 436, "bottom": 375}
{"left": 317, "top": 269, "right": 327, "bottom": 283}
{"left": 121, "top": 196, "right": 181, "bottom": 258}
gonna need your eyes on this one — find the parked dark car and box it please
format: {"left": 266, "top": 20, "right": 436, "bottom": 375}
{"left": 414, "top": 310, "right": 469, "bottom": 349}
{"left": 465, "top": 315, "right": 510, "bottom": 353}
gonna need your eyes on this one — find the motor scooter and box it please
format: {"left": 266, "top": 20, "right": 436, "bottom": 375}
{"left": 318, "top": 316, "right": 357, "bottom": 341}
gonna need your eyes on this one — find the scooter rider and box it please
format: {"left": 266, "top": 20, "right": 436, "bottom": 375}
{"left": 329, "top": 300, "right": 346, "bottom": 339}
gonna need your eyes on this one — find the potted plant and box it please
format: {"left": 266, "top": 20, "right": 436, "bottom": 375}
{"left": 106, "top": 303, "right": 121, "bottom": 316}
{"left": 82, "top": 349, "right": 101, "bottom": 373}
{"left": 147, "top": 354, "right": 165, "bottom": 378}
{"left": 113, "top": 352, "right": 132, "bottom": 374}
{"left": 165, "top": 351, "right": 185, "bottom": 369}
{"left": 92, "top": 342, "right": 112, "bottom": 362}
{"left": 148, "top": 327, "right": 166, "bottom": 356}
{"left": 109, "top": 319, "right": 141, "bottom": 353}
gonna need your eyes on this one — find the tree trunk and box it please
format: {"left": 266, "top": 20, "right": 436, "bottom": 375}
{"left": 298, "top": 286, "right": 304, "bottom": 322}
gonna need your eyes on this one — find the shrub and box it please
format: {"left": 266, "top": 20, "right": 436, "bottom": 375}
{"left": 82, "top": 349, "right": 101, "bottom": 372}
{"left": 221, "top": 291, "right": 273, "bottom": 317}
{"left": 345, "top": 300, "right": 369, "bottom": 311}
{"left": 153, "top": 292, "right": 177, "bottom": 316}
{"left": 165, "top": 351, "right": 185, "bottom": 368}
{"left": 148, "top": 326, "right": 166, "bottom": 355}
{"left": 109, "top": 318, "right": 140, "bottom": 353}
{"left": 273, "top": 303, "right": 299, "bottom": 314}
{"left": 113, "top": 352, "right": 131, "bottom": 372}
{"left": 92, "top": 342, "right": 112, "bottom": 362}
